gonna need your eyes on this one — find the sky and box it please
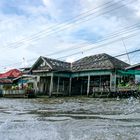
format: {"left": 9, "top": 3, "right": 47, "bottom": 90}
{"left": 0, "top": 0, "right": 140, "bottom": 71}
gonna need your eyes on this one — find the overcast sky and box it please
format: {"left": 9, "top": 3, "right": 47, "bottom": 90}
{"left": 0, "top": 0, "right": 140, "bottom": 72}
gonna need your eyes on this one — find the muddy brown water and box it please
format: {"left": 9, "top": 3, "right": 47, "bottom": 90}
{"left": 0, "top": 96, "right": 140, "bottom": 140}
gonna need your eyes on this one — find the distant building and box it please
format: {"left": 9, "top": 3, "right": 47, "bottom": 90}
{"left": 0, "top": 69, "right": 22, "bottom": 90}
{"left": 125, "top": 63, "right": 140, "bottom": 82}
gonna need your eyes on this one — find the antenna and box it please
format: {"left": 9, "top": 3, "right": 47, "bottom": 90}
{"left": 22, "top": 57, "right": 28, "bottom": 67}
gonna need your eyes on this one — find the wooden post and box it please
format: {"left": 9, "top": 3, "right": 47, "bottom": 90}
{"left": 49, "top": 74, "right": 53, "bottom": 97}
{"left": 100, "top": 75, "right": 102, "bottom": 92}
{"left": 87, "top": 75, "right": 90, "bottom": 96}
{"left": 33, "top": 76, "right": 38, "bottom": 94}
{"left": 81, "top": 83, "right": 83, "bottom": 95}
{"left": 110, "top": 73, "right": 116, "bottom": 92}
{"left": 57, "top": 77, "right": 60, "bottom": 93}
{"left": 69, "top": 77, "right": 72, "bottom": 96}
{"left": 21, "top": 77, "right": 23, "bottom": 89}
{"left": 63, "top": 79, "right": 65, "bottom": 91}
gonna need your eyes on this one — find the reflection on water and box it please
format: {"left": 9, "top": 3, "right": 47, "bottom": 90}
{"left": 0, "top": 97, "right": 140, "bottom": 140}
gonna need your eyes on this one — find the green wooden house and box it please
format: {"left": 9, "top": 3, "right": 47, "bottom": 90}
{"left": 29, "top": 53, "right": 129, "bottom": 96}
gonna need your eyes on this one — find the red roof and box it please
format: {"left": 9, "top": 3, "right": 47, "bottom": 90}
{"left": 0, "top": 69, "right": 22, "bottom": 79}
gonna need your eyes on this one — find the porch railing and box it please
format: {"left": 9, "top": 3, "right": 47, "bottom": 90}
{"left": 3, "top": 90, "right": 26, "bottom": 95}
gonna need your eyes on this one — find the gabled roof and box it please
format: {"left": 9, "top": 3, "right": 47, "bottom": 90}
{"left": 30, "top": 53, "right": 130, "bottom": 73}
{"left": 42, "top": 57, "right": 70, "bottom": 71}
{"left": 31, "top": 56, "right": 70, "bottom": 72}
{"left": 20, "top": 67, "right": 31, "bottom": 74}
{"left": 0, "top": 69, "right": 22, "bottom": 79}
{"left": 72, "top": 53, "right": 130, "bottom": 71}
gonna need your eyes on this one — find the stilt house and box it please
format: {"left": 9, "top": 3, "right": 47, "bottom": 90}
{"left": 29, "top": 53, "right": 129, "bottom": 96}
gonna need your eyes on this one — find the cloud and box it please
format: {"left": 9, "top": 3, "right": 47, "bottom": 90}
{"left": 0, "top": 0, "right": 140, "bottom": 72}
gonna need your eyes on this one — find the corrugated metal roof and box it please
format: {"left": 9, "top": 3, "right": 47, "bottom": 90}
{"left": 31, "top": 53, "right": 130, "bottom": 72}
{"left": 0, "top": 69, "right": 22, "bottom": 79}
{"left": 72, "top": 53, "right": 130, "bottom": 71}
{"left": 125, "top": 63, "right": 140, "bottom": 70}
{"left": 42, "top": 57, "right": 71, "bottom": 71}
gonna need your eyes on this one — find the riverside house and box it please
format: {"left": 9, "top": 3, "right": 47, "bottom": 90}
{"left": 0, "top": 69, "right": 22, "bottom": 90}
{"left": 125, "top": 63, "right": 140, "bottom": 83}
{"left": 27, "top": 53, "right": 130, "bottom": 96}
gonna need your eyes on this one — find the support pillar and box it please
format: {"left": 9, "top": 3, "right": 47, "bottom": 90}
{"left": 110, "top": 73, "right": 116, "bottom": 92}
{"left": 69, "top": 78, "right": 72, "bottom": 96}
{"left": 34, "top": 80, "right": 38, "bottom": 94}
{"left": 63, "top": 80, "right": 65, "bottom": 91}
{"left": 80, "top": 83, "right": 83, "bottom": 95}
{"left": 87, "top": 75, "right": 90, "bottom": 96}
{"left": 57, "top": 77, "right": 60, "bottom": 93}
{"left": 100, "top": 75, "right": 102, "bottom": 92}
{"left": 49, "top": 74, "right": 53, "bottom": 97}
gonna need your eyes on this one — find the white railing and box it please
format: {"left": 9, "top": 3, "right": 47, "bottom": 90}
{"left": 3, "top": 90, "right": 26, "bottom": 95}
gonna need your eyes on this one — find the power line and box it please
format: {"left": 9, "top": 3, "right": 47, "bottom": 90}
{"left": 2, "top": 1, "right": 115, "bottom": 49}
{"left": 57, "top": 31, "right": 140, "bottom": 60}
{"left": 58, "top": 48, "right": 140, "bottom": 71}
{"left": 3, "top": 47, "right": 140, "bottom": 74}
{"left": 0, "top": 0, "right": 138, "bottom": 70}
{"left": 2, "top": 0, "right": 133, "bottom": 50}
{"left": 1, "top": 3, "right": 140, "bottom": 68}
{"left": 40, "top": 23, "right": 140, "bottom": 56}
{"left": 2, "top": 25, "right": 140, "bottom": 68}
{"left": 6, "top": 22, "right": 139, "bottom": 53}
{"left": 2, "top": 20, "right": 140, "bottom": 67}
{"left": 41, "top": 23, "right": 140, "bottom": 57}
{"left": 40, "top": 48, "right": 140, "bottom": 74}
{"left": 21, "top": 0, "right": 132, "bottom": 41}
{"left": 1, "top": 29, "right": 140, "bottom": 69}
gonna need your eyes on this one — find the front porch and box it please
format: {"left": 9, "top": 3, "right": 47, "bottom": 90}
{"left": 36, "top": 70, "right": 117, "bottom": 97}
{"left": 36, "top": 72, "right": 71, "bottom": 96}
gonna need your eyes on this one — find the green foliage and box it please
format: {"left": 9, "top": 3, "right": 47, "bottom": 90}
{"left": 3, "top": 85, "right": 12, "bottom": 90}
{"left": 26, "top": 85, "right": 33, "bottom": 90}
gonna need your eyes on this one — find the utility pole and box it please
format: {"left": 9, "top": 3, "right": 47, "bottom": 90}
{"left": 121, "top": 38, "right": 131, "bottom": 64}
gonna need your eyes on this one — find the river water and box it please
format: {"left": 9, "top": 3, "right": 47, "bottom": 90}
{"left": 0, "top": 97, "right": 140, "bottom": 140}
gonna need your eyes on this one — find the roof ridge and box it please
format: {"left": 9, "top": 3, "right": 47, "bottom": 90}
{"left": 72, "top": 53, "right": 129, "bottom": 71}
{"left": 102, "top": 54, "right": 115, "bottom": 68}
{"left": 73, "top": 53, "right": 109, "bottom": 63}
{"left": 126, "top": 63, "right": 140, "bottom": 70}
{"left": 106, "top": 54, "right": 130, "bottom": 68}
{"left": 42, "top": 56, "right": 70, "bottom": 64}
{"left": 42, "top": 56, "right": 71, "bottom": 71}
